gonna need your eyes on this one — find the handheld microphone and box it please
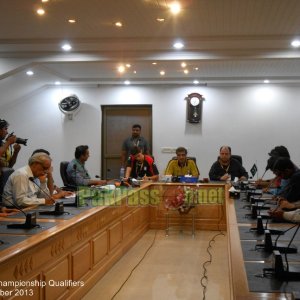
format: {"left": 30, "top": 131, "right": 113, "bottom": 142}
{"left": 2, "top": 196, "right": 38, "bottom": 229}
{"left": 29, "top": 177, "right": 65, "bottom": 215}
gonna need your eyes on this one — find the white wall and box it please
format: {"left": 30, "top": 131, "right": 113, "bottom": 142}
{"left": 1, "top": 84, "right": 300, "bottom": 186}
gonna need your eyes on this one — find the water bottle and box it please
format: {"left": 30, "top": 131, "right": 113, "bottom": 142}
{"left": 120, "top": 167, "right": 125, "bottom": 179}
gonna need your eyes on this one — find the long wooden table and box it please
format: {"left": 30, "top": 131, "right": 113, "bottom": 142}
{"left": 0, "top": 182, "right": 227, "bottom": 299}
{"left": 3, "top": 182, "right": 295, "bottom": 300}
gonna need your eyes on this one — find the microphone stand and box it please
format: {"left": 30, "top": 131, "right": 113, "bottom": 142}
{"left": 2, "top": 196, "right": 38, "bottom": 229}
{"left": 29, "top": 177, "right": 65, "bottom": 215}
{"left": 264, "top": 224, "right": 300, "bottom": 280}
{"left": 255, "top": 224, "right": 298, "bottom": 254}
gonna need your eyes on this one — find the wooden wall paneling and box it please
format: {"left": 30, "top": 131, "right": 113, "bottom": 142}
{"left": 92, "top": 230, "right": 108, "bottom": 266}
{"left": 72, "top": 243, "right": 91, "bottom": 282}
{"left": 43, "top": 256, "right": 70, "bottom": 300}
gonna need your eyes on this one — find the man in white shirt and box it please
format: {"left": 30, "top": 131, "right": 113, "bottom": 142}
{"left": 3, "top": 153, "right": 64, "bottom": 207}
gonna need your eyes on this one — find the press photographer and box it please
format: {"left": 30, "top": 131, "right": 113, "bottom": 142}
{"left": 0, "top": 119, "right": 27, "bottom": 168}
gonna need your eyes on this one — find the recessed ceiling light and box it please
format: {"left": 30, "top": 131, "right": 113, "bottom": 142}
{"left": 194, "top": 67, "right": 199, "bottom": 70}
{"left": 193, "top": 80, "right": 199, "bottom": 85}
{"left": 160, "top": 70, "right": 165, "bottom": 76}
{"left": 181, "top": 62, "right": 186, "bottom": 68}
{"left": 125, "top": 64, "right": 131, "bottom": 68}
{"left": 184, "top": 69, "right": 189, "bottom": 74}
{"left": 41, "top": 0, "right": 49, "bottom": 2}
{"left": 26, "top": 70, "right": 34, "bottom": 76}
{"left": 291, "top": 40, "right": 300, "bottom": 48}
{"left": 264, "top": 79, "right": 270, "bottom": 83}
{"left": 118, "top": 65, "right": 125, "bottom": 73}
{"left": 133, "top": 70, "right": 137, "bottom": 74}
{"left": 55, "top": 81, "right": 61, "bottom": 85}
{"left": 124, "top": 80, "right": 130, "bottom": 85}
{"left": 169, "top": 2, "right": 181, "bottom": 15}
{"left": 156, "top": 18, "right": 165, "bottom": 22}
{"left": 36, "top": 8, "right": 45, "bottom": 15}
{"left": 61, "top": 43, "right": 72, "bottom": 51}
{"left": 115, "top": 22, "right": 123, "bottom": 27}
{"left": 68, "top": 19, "right": 76, "bottom": 23}
{"left": 152, "top": 62, "right": 157, "bottom": 65}
{"left": 173, "top": 41, "right": 184, "bottom": 49}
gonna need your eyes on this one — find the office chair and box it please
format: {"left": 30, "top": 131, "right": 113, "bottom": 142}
{"left": 231, "top": 155, "right": 243, "bottom": 165}
{"left": 0, "top": 167, "right": 14, "bottom": 203}
{"left": 60, "top": 161, "right": 76, "bottom": 191}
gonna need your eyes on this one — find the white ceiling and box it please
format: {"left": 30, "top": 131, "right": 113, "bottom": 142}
{"left": 1, "top": 0, "right": 300, "bottom": 105}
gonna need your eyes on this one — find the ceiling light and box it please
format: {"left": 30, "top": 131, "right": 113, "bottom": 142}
{"left": 125, "top": 64, "right": 131, "bottom": 68}
{"left": 156, "top": 18, "right": 165, "bottom": 22}
{"left": 173, "top": 41, "right": 184, "bottom": 49}
{"left": 68, "top": 19, "right": 76, "bottom": 23}
{"left": 152, "top": 62, "right": 157, "bottom": 65}
{"left": 115, "top": 22, "right": 123, "bottom": 27}
{"left": 61, "top": 43, "right": 72, "bottom": 51}
{"left": 118, "top": 65, "right": 125, "bottom": 73}
{"left": 36, "top": 8, "right": 45, "bottom": 15}
{"left": 193, "top": 80, "right": 199, "bottom": 85}
{"left": 133, "top": 70, "right": 137, "bottom": 74}
{"left": 55, "top": 81, "right": 61, "bottom": 85}
{"left": 184, "top": 69, "right": 189, "bottom": 74}
{"left": 26, "top": 70, "right": 34, "bottom": 76}
{"left": 160, "top": 70, "right": 165, "bottom": 76}
{"left": 41, "top": 0, "right": 49, "bottom": 2}
{"left": 291, "top": 40, "right": 300, "bottom": 48}
{"left": 124, "top": 80, "right": 130, "bottom": 85}
{"left": 181, "top": 62, "right": 186, "bottom": 68}
{"left": 194, "top": 67, "right": 199, "bottom": 70}
{"left": 169, "top": 2, "right": 181, "bottom": 15}
{"left": 264, "top": 79, "right": 270, "bottom": 84}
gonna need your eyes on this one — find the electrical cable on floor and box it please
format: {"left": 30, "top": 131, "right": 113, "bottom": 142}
{"left": 110, "top": 230, "right": 158, "bottom": 300}
{"left": 200, "top": 199, "right": 226, "bottom": 300}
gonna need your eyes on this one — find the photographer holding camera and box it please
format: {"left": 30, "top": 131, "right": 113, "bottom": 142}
{"left": 0, "top": 119, "right": 23, "bottom": 168}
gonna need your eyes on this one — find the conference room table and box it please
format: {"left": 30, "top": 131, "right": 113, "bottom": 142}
{"left": 0, "top": 182, "right": 299, "bottom": 299}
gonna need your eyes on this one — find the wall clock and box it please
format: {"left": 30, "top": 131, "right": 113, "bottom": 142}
{"left": 186, "top": 93, "right": 204, "bottom": 123}
{"left": 58, "top": 95, "right": 81, "bottom": 119}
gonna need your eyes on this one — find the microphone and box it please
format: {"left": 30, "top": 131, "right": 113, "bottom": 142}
{"left": 2, "top": 196, "right": 38, "bottom": 229}
{"left": 255, "top": 224, "right": 298, "bottom": 254}
{"left": 29, "top": 177, "right": 65, "bottom": 215}
{"left": 263, "top": 225, "right": 300, "bottom": 280}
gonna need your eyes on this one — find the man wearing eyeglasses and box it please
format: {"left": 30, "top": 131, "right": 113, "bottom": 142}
{"left": 2, "top": 153, "right": 66, "bottom": 207}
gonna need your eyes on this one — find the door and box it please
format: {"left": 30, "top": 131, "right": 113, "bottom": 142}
{"left": 101, "top": 105, "right": 152, "bottom": 180}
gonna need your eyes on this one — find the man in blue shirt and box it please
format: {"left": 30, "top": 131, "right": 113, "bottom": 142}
{"left": 67, "top": 145, "right": 106, "bottom": 186}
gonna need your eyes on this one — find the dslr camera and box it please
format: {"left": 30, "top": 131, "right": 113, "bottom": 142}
{"left": 7, "top": 132, "right": 28, "bottom": 146}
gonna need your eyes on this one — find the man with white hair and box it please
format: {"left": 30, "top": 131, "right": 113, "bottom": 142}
{"left": 3, "top": 153, "right": 66, "bottom": 207}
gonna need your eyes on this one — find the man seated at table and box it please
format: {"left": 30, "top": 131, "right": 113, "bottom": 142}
{"left": 124, "top": 146, "right": 159, "bottom": 181}
{"left": 271, "top": 157, "right": 300, "bottom": 203}
{"left": 255, "top": 145, "right": 292, "bottom": 193}
{"left": 67, "top": 145, "right": 106, "bottom": 186}
{"left": 164, "top": 147, "right": 199, "bottom": 177}
{"left": 2, "top": 153, "right": 67, "bottom": 207}
{"left": 209, "top": 146, "right": 248, "bottom": 181}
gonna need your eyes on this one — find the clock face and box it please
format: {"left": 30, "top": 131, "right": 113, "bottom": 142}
{"left": 190, "top": 97, "right": 200, "bottom": 106}
{"left": 59, "top": 95, "right": 80, "bottom": 112}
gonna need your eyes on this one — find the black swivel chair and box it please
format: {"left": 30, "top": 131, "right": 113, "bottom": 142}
{"left": 60, "top": 161, "right": 77, "bottom": 191}
{"left": 0, "top": 167, "right": 14, "bottom": 203}
{"left": 231, "top": 155, "right": 243, "bottom": 165}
